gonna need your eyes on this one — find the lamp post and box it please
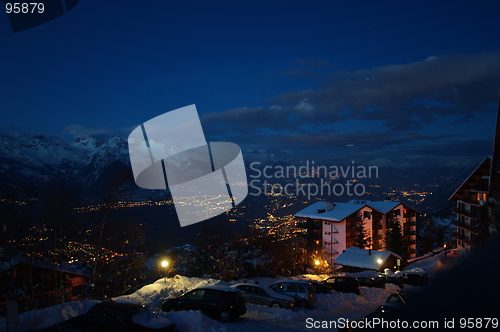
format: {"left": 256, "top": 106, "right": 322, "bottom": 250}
{"left": 314, "top": 259, "right": 321, "bottom": 274}
{"left": 161, "top": 260, "right": 169, "bottom": 283}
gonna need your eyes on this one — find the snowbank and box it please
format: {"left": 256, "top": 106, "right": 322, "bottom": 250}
{"left": 0, "top": 300, "right": 98, "bottom": 332}
{"left": 113, "top": 275, "right": 230, "bottom": 311}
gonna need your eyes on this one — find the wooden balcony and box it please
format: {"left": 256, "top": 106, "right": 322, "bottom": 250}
{"left": 452, "top": 232, "right": 474, "bottom": 246}
{"left": 451, "top": 208, "right": 480, "bottom": 220}
{"left": 451, "top": 219, "right": 476, "bottom": 232}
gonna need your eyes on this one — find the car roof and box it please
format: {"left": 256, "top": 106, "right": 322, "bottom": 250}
{"left": 270, "top": 280, "right": 311, "bottom": 285}
{"left": 310, "top": 280, "right": 327, "bottom": 284}
{"left": 232, "top": 283, "right": 266, "bottom": 288}
{"left": 324, "top": 275, "right": 356, "bottom": 280}
{"left": 197, "top": 285, "right": 240, "bottom": 292}
{"left": 232, "top": 284, "right": 295, "bottom": 299}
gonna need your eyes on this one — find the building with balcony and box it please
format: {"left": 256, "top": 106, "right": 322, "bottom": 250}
{"left": 449, "top": 97, "right": 500, "bottom": 257}
{"left": 294, "top": 199, "right": 419, "bottom": 268}
{"left": 449, "top": 156, "right": 500, "bottom": 257}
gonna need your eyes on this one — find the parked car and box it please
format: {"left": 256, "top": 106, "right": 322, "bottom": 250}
{"left": 371, "top": 292, "right": 408, "bottom": 315}
{"left": 337, "top": 293, "right": 407, "bottom": 332}
{"left": 394, "top": 271, "right": 429, "bottom": 286}
{"left": 86, "top": 301, "right": 177, "bottom": 332}
{"left": 268, "top": 280, "right": 316, "bottom": 308}
{"left": 321, "top": 275, "right": 360, "bottom": 294}
{"left": 374, "top": 275, "right": 404, "bottom": 288}
{"left": 385, "top": 292, "right": 407, "bottom": 306}
{"left": 162, "top": 285, "right": 246, "bottom": 322}
{"left": 232, "top": 283, "right": 295, "bottom": 309}
{"left": 356, "top": 277, "right": 385, "bottom": 289}
{"left": 310, "top": 280, "right": 333, "bottom": 294}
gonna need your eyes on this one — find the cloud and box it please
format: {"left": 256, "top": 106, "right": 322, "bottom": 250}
{"left": 272, "top": 52, "right": 500, "bottom": 128}
{"left": 207, "top": 52, "right": 500, "bottom": 129}
{"left": 201, "top": 52, "right": 500, "bottom": 160}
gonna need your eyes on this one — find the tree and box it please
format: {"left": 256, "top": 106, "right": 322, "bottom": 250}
{"left": 385, "top": 217, "right": 407, "bottom": 259}
{"left": 354, "top": 220, "right": 370, "bottom": 249}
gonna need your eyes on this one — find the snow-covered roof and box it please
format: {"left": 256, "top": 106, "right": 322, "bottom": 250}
{"left": 294, "top": 201, "right": 365, "bottom": 221}
{"left": 362, "top": 200, "right": 401, "bottom": 214}
{"left": 334, "top": 247, "right": 402, "bottom": 271}
{"left": 294, "top": 199, "right": 420, "bottom": 221}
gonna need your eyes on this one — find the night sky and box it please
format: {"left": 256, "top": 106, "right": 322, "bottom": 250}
{"left": 1, "top": 0, "right": 500, "bottom": 164}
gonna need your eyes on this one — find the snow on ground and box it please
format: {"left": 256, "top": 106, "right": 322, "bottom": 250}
{"left": 0, "top": 252, "right": 457, "bottom": 332}
{"left": 113, "top": 275, "right": 231, "bottom": 311}
{"left": 0, "top": 300, "right": 99, "bottom": 332}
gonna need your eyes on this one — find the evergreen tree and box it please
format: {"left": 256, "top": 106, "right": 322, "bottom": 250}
{"left": 354, "top": 220, "right": 370, "bottom": 249}
{"left": 385, "top": 217, "right": 407, "bottom": 258}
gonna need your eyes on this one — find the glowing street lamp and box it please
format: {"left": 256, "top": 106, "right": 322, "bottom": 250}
{"left": 314, "top": 260, "right": 321, "bottom": 266}
{"left": 161, "top": 260, "right": 169, "bottom": 283}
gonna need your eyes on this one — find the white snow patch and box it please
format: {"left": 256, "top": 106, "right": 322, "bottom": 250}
{"left": 0, "top": 300, "right": 98, "bottom": 332}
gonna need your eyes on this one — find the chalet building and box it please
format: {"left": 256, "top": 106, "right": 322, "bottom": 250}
{"left": 449, "top": 157, "right": 494, "bottom": 256}
{"left": 0, "top": 262, "right": 92, "bottom": 315}
{"left": 294, "top": 199, "right": 419, "bottom": 268}
{"left": 449, "top": 95, "right": 500, "bottom": 257}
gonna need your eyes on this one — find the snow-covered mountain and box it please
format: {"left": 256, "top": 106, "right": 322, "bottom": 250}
{"left": 0, "top": 132, "right": 131, "bottom": 197}
{"left": 0, "top": 131, "right": 477, "bottom": 210}
{"left": 0, "top": 133, "right": 301, "bottom": 194}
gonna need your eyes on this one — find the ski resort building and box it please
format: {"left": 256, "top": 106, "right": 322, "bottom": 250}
{"left": 449, "top": 98, "right": 500, "bottom": 257}
{"left": 449, "top": 157, "right": 494, "bottom": 257}
{"left": 294, "top": 199, "right": 419, "bottom": 268}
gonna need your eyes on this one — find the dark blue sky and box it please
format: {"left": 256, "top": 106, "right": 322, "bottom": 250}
{"left": 1, "top": 0, "right": 500, "bottom": 164}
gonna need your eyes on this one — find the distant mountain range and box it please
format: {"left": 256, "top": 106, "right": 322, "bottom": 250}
{"left": 0, "top": 132, "right": 479, "bottom": 211}
{"left": 0, "top": 132, "right": 479, "bottom": 249}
